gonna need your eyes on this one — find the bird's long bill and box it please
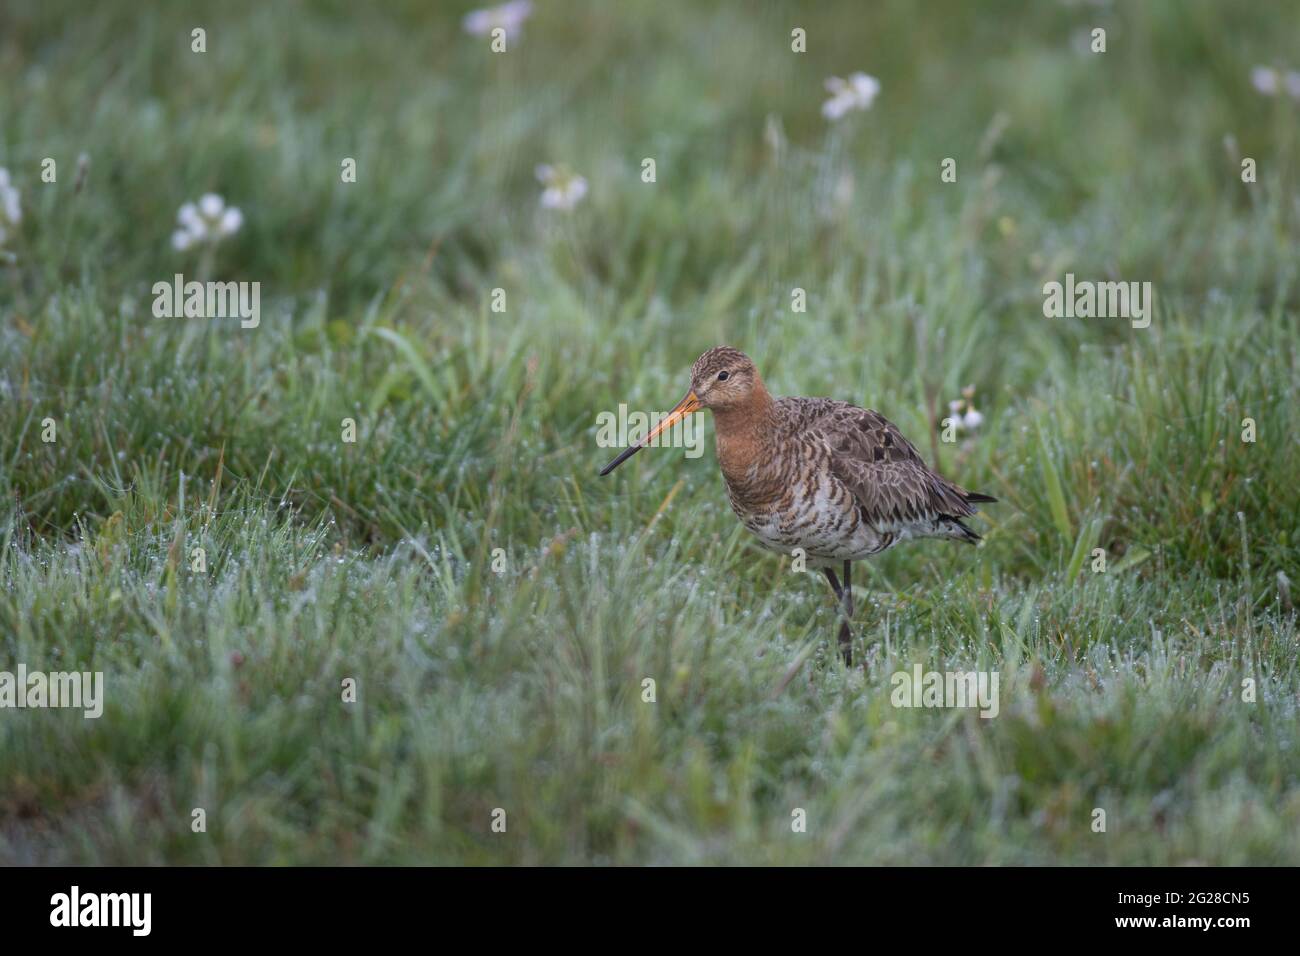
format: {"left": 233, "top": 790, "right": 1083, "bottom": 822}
{"left": 598, "top": 391, "right": 701, "bottom": 476}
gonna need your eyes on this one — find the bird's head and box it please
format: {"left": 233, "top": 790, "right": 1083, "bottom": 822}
{"left": 599, "top": 346, "right": 762, "bottom": 476}
{"left": 688, "top": 346, "right": 760, "bottom": 410}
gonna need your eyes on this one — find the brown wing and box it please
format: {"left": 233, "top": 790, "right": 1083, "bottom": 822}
{"left": 796, "top": 400, "right": 978, "bottom": 527}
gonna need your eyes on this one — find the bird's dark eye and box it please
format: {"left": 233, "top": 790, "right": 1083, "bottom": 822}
{"left": 717, "top": 371, "right": 729, "bottom": 381}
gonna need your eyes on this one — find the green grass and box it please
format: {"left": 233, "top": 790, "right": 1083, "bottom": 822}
{"left": 1, "top": 0, "right": 1298, "bottom": 864}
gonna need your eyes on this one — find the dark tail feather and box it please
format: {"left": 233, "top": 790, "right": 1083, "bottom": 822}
{"left": 965, "top": 491, "right": 997, "bottom": 504}
{"left": 947, "top": 518, "right": 983, "bottom": 545}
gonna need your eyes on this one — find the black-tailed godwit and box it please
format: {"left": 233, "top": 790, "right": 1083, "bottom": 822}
{"left": 600, "top": 346, "right": 996, "bottom": 664}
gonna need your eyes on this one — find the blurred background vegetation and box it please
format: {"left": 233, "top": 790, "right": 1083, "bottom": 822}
{"left": 0, "top": 0, "right": 1297, "bottom": 864}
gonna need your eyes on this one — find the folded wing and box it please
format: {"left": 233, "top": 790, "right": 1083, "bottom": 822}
{"left": 799, "top": 401, "right": 990, "bottom": 532}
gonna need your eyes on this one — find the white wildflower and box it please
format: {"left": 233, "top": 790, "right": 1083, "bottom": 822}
{"left": 763, "top": 113, "right": 787, "bottom": 157}
{"left": 822, "top": 72, "right": 880, "bottom": 121}
{"left": 536, "top": 164, "right": 588, "bottom": 211}
{"left": 1251, "top": 65, "right": 1300, "bottom": 99}
{"left": 199, "top": 193, "right": 224, "bottom": 219}
{"left": 1252, "top": 66, "right": 1281, "bottom": 95}
{"left": 0, "top": 167, "right": 22, "bottom": 246}
{"left": 463, "top": 1, "right": 533, "bottom": 38}
{"left": 171, "top": 193, "right": 243, "bottom": 251}
{"left": 948, "top": 387, "right": 985, "bottom": 434}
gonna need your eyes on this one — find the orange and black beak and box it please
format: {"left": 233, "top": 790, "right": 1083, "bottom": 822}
{"left": 599, "top": 391, "right": 702, "bottom": 476}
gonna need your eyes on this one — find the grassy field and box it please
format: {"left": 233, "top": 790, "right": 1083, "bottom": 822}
{"left": 1, "top": 0, "right": 1298, "bottom": 864}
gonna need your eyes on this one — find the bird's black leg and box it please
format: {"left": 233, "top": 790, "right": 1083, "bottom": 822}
{"left": 822, "top": 566, "right": 843, "bottom": 601}
{"left": 838, "top": 560, "right": 854, "bottom": 665}
{"left": 822, "top": 566, "right": 853, "bottom": 665}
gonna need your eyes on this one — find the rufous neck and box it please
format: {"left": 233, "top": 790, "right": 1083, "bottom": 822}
{"left": 712, "top": 377, "right": 776, "bottom": 480}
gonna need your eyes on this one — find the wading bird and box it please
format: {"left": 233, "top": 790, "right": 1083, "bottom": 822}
{"left": 600, "top": 347, "right": 996, "bottom": 665}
